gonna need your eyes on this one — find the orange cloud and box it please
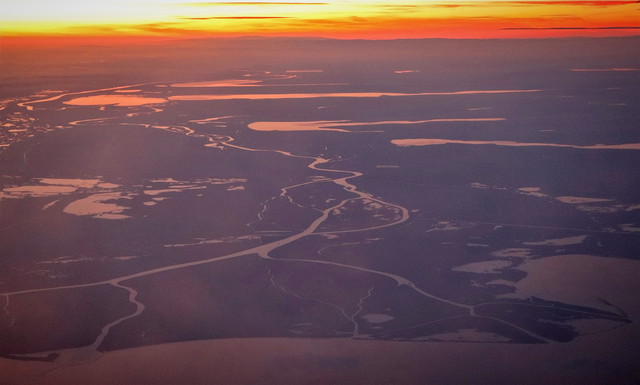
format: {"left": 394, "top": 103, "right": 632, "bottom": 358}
{"left": 503, "top": 26, "right": 640, "bottom": 30}
{"left": 1, "top": 0, "right": 637, "bottom": 41}
{"left": 427, "top": 1, "right": 637, "bottom": 6}
{"left": 503, "top": 1, "right": 637, "bottom": 5}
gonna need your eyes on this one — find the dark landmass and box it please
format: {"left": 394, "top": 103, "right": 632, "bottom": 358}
{"left": 0, "top": 36, "right": 639, "bottom": 384}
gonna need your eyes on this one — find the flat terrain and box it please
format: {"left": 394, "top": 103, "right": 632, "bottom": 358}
{"left": 1, "top": 37, "right": 639, "bottom": 384}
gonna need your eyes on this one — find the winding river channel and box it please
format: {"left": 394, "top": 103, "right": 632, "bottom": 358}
{"left": 0, "top": 81, "right": 631, "bottom": 367}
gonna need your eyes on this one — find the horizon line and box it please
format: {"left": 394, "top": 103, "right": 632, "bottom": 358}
{"left": 2, "top": 33, "right": 640, "bottom": 46}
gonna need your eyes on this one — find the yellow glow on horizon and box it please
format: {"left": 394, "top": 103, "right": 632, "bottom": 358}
{"left": 0, "top": 0, "right": 638, "bottom": 39}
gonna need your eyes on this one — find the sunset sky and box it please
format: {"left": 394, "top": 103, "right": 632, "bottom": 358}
{"left": 0, "top": 0, "right": 638, "bottom": 40}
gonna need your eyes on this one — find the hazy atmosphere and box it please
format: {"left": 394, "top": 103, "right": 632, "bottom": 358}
{"left": 1, "top": 1, "right": 639, "bottom": 384}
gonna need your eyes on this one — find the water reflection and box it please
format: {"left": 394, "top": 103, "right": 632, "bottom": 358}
{"left": 392, "top": 138, "right": 640, "bottom": 150}
{"left": 169, "top": 89, "right": 540, "bottom": 101}
{"left": 64, "top": 95, "right": 167, "bottom": 106}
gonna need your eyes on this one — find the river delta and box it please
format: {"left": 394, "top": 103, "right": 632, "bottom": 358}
{"left": 1, "top": 37, "right": 639, "bottom": 384}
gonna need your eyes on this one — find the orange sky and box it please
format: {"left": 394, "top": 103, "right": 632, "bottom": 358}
{"left": 1, "top": 0, "right": 638, "bottom": 40}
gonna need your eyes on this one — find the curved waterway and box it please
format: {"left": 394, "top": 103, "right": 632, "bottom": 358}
{"left": 1, "top": 82, "right": 628, "bottom": 367}
{"left": 0, "top": 126, "right": 553, "bottom": 360}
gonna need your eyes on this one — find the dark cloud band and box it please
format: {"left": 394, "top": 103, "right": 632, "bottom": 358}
{"left": 503, "top": 26, "right": 640, "bottom": 30}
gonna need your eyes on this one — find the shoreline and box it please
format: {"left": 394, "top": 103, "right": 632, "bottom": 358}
{"left": 3, "top": 254, "right": 639, "bottom": 385}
